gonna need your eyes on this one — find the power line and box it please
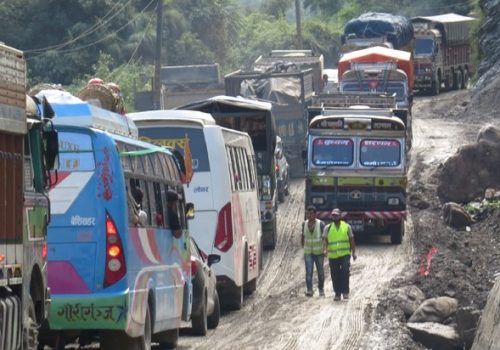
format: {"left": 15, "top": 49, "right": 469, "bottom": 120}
{"left": 26, "top": 0, "right": 155, "bottom": 60}
{"left": 24, "top": 0, "right": 133, "bottom": 53}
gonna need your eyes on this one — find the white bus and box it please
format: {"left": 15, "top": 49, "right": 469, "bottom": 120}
{"left": 130, "top": 110, "right": 262, "bottom": 309}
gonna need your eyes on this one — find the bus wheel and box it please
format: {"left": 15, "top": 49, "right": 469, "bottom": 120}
{"left": 101, "top": 305, "right": 151, "bottom": 350}
{"left": 156, "top": 328, "right": 179, "bottom": 349}
{"left": 390, "top": 221, "right": 404, "bottom": 245}
{"left": 23, "top": 296, "right": 39, "bottom": 350}
{"left": 191, "top": 293, "right": 208, "bottom": 336}
{"left": 228, "top": 285, "right": 243, "bottom": 310}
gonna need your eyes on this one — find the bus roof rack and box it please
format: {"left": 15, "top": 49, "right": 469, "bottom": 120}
{"left": 35, "top": 90, "right": 138, "bottom": 138}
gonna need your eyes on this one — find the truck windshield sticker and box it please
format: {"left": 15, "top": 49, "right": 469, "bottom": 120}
{"left": 312, "top": 138, "right": 353, "bottom": 166}
{"left": 58, "top": 132, "right": 95, "bottom": 171}
{"left": 360, "top": 139, "right": 401, "bottom": 167}
{"left": 139, "top": 127, "right": 209, "bottom": 172}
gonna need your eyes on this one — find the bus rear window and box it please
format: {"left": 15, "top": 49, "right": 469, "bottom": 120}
{"left": 360, "top": 139, "right": 401, "bottom": 167}
{"left": 216, "top": 116, "right": 268, "bottom": 152}
{"left": 58, "top": 132, "right": 95, "bottom": 171}
{"left": 139, "top": 127, "right": 209, "bottom": 172}
{"left": 312, "top": 138, "right": 353, "bottom": 166}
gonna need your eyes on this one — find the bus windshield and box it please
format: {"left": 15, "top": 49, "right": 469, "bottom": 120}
{"left": 312, "top": 138, "right": 353, "bottom": 166}
{"left": 342, "top": 82, "right": 406, "bottom": 102}
{"left": 57, "top": 132, "right": 95, "bottom": 171}
{"left": 138, "top": 127, "right": 210, "bottom": 172}
{"left": 360, "top": 139, "right": 401, "bottom": 167}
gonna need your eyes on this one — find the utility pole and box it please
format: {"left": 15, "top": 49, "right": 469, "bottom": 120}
{"left": 295, "top": 0, "right": 303, "bottom": 49}
{"left": 153, "top": 0, "right": 163, "bottom": 109}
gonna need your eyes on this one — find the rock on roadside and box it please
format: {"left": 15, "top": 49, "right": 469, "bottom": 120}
{"left": 409, "top": 296, "right": 458, "bottom": 323}
{"left": 407, "top": 322, "right": 462, "bottom": 350}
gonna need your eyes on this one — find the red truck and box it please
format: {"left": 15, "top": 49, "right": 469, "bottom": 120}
{"left": 411, "top": 13, "right": 475, "bottom": 95}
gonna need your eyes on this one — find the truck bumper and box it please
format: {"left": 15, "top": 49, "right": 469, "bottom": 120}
{"left": 317, "top": 210, "right": 406, "bottom": 235}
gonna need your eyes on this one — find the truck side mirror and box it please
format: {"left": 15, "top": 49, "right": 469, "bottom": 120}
{"left": 186, "top": 202, "right": 195, "bottom": 220}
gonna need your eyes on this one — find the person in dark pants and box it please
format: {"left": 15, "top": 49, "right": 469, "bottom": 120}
{"left": 323, "top": 208, "right": 357, "bottom": 301}
{"left": 301, "top": 205, "right": 326, "bottom": 297}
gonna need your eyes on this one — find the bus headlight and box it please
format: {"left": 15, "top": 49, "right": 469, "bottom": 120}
{"left": 312, "top": 197, "right": 325, "bottom": 205}
{"left": 387, "top": 198, "right": 400, "bottom": 205}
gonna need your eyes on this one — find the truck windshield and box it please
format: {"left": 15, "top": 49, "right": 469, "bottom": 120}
{"left": 312, "top": 138, "right": 353, "bottom": 166}
{"left": 415, "top": 38, "right": 434, "bottom": 55}
{"left": 342, "top": 82, "right": 406, "bottom": 102}
{"left": 360, "top": 139, "right": 401, "bottom": 167}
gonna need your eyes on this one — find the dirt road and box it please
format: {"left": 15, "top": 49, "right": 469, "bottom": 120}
{"left": 178, "top": 91, "right": 477, "bottom": 350}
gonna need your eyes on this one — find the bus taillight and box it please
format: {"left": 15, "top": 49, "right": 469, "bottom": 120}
{"left": 214, "top": 202, "right": 233, "bottom": 252}
{"left": 104, "top": 214, "right": 126, "bottom": 288}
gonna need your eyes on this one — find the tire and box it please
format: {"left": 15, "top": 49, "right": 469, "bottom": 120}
{"left": 191, "top": 293, "right": 208, "bottom": 336}
{"left": 278, "top": 189, "right": 285, "bottom": 203}
{"left": 452, "top": 71, "right": 459, "bottom": 90}
{"left": 156, "top": 328, "right": 179, "bottom": 349}
{"left": 463, "top": 69, "right": 471, "bottom": 89}
{"left": 390, "top": 221, "right": 404, "bottom": 245}
{"left": 228, "top": 285, "right": 243, "bottom": 311}
{"left": 24, "top": 296, "right": 39, "bottom": 350}
{"left": 101, "top": 305, "right": 151, "bottom": 350}
{"left": 244, "top": 278, "right": 257, "bottom": 295}
{"left": 431, "top": 76, "right": 440, "bottom": 95}
{"left": 457, "top": 70, "right": 464, "bottom": 90}
{"left": 207, "top": 291, "right": 220, "bottom": 329}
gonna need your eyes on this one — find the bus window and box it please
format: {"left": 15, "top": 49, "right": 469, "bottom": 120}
{"left": 360, "top": 139, "right": 401, "bottom": 167}
{"left": 153, "top": 182, "right": 165, "bottom": 227}
{"left": 312, "top": 138, "right": 354, "bottom": 167}
{"left": 226, "top": 147, "right": 236, "bottom": 191}
{"left": 116, "top": 142, "right": 132, "bottom": 173}
{"left": 58, "top": 132, "right": 95, "bottom": 171}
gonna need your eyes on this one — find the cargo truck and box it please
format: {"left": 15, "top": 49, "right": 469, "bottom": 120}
{"left": 342, "top": 12, "right": 415, "bottom": 55}
{"left": 0, "top": 42, "right": 58, "bottom": 350}
{"left": 411, "top": 13, "right": 475, "bottom": 95}
{"left": 225, "top": 68, "right": 314, "bottom": 178}
{"left": 305, "top": 94, "right": 407, "bottom": 244}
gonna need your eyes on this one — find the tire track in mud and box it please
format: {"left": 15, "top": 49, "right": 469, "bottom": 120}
{"left": 179, "top": 178, "right": 410, "bottom": 350}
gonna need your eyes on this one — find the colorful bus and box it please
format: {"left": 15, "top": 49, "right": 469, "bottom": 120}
{"left": 305, "top": 106, "right": 407, "bottom": 244}
{"left": 130, "top": 110, "right": 262, "bottom": 310}
{"left": 37, "top": 91, "right": 192, "bottom": 349}
{"left": 177, "top": 96, "right": 280, "bottom": 249}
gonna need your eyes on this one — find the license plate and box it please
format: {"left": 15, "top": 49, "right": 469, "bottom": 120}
{"left": 347, "top": 220, "right": 364, "bottom": 232}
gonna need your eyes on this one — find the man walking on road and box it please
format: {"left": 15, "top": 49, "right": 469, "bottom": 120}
{"left": 302, "top": 205, "right": 326, "bottom": 297}
{"left": 324, "top": 208, "right": 357, "bottom": 301}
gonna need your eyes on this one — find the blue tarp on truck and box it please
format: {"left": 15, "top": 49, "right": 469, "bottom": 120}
{"left": 343, "top": 12, "right": 414, "bottom": 51}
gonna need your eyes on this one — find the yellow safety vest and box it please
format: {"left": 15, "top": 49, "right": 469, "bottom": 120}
{"left": 303, "top": 219, "right": 324, "bottom": 255}
{"left": 327, "top": 221, "right": 351, "bottom": 259}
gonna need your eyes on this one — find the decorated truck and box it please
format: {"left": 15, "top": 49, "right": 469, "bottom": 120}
{"left": 305, "top": 95, "right": 407, "bottom": 244}
{"left": 341, "top": 12, "right": 415, "bottom": 54}
{"left": 411, "top": 13, "right": 475, "bottom": 95}
{"left": 337, "top": 46, "right": 414, "bottom": 150}
{"left": 0, "top": 42, "right": 58, "bottom": 350}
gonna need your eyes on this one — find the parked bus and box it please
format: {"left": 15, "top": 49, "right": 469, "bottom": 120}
{"left": 0, "top": 43, "right": 58, "bottom": 350}
{"left": 130, "top": 110, "right": 261, "bottom": 310}
{"left": 305, "top": 104, "right": 407, "bottom": 244}
{"left": 37, "top": 90, "right": 192, "bottom": 349}
{"left": 177, "top": 96, "right": 279, "bottom": 249}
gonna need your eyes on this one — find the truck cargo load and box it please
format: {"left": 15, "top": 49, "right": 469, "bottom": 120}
{"left": 342, "top": 12, "right": 414, "bottom": 53}
{"left": 411, "top": 13, "right": 475, "bottom": 94}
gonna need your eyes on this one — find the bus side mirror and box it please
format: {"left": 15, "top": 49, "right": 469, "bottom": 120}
{"left": 44, "top": 128, "right": 59, "bottom": 170}
{"left": 186, "top": 202, "right": 195, "bottom": 220}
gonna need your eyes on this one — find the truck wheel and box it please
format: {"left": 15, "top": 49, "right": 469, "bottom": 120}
{"left": 191, "top": 293, "right": 208, "bottom": 336}
{"left": 457, "top": 70, "right": 464, "bottom": 90}
{"left": 390, "top": 221, "right": 404, "bottom": 245}
{"left": 23, "top": 296, "right": 39, "bottom": 350}
{"left": 460, "top": 70, "right": 466, "bottom": 89}
{"left": 156, "top": 328, "right": 179, "bottom": 349}
{"left": 228, "top": 285, "right": 243, "bottom": 310}
{"left": 463, "top": 69, "right": 471, "bottom": 89}
{"left": 452, "top": 71, "right": 459, "bottom": 90}
{"left": 431, "top": 77, "right": 440, "bottom": 95}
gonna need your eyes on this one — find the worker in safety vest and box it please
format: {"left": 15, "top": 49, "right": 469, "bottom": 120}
{"left": 323, "top": 208, "right": 357, "bottom": 301}
{"left": 301, "top": 205, "right": 326, "bottom": 297}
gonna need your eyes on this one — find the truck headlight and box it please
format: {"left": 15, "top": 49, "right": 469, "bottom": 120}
{"left": 387, "top": 198, "right": 400, "bottom": 205}
{"left": 312, "top": 197, "right": 325, "bottom": 205}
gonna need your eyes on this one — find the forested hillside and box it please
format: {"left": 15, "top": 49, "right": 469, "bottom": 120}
{"left": 0, "top": 0, "right": 478, "bottom": 109}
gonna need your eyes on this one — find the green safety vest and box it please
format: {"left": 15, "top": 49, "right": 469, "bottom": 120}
{"left": 327, "top": 221, "right": 351, "bottom": 259}
{"left": 303, "top": 219, "right": 324, "bottom": 255}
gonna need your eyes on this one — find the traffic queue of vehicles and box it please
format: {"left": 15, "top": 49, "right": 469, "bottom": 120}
{"left": 0, "top": 10, "right": 474, "bottom": 348}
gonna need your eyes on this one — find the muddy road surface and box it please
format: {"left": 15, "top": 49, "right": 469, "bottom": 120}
{"left": 48, "top": 90, "right": 476, "bottom": 350}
